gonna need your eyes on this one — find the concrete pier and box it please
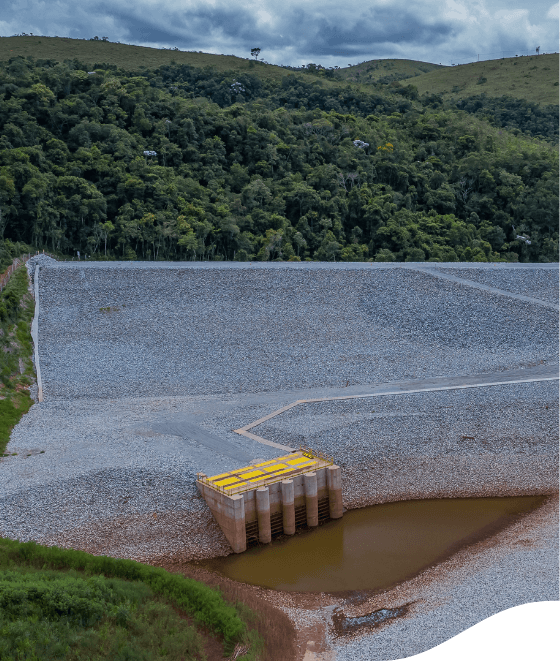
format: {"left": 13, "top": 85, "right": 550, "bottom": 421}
{"left": 304, "top": 472, "right": 318, "bottom": 527}
{"left": 327, "top": 465, "right": 343, "bottom": 519}
{"left": 281, "top": 479, "right": 295, "bottom": 535}
{"left": 256, "top": 487, "right": 271, "bottom": 543}
{"left": 197, "top": 450, "right": 342, "bottom": 553}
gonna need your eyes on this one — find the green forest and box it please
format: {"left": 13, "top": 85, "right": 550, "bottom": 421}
{"left": 0, "top": 53, "right": 558, "bottom": 263}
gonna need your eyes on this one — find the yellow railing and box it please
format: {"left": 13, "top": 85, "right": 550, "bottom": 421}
{"left": 196, "top": 446, "right": 334, "bottom": 496}
{"left": 298, "top": 445, "right": 334, "bottom": 464}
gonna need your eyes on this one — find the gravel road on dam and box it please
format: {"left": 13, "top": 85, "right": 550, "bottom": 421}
{"left": 1, "top": 260, "right": 557, "bottom": 659}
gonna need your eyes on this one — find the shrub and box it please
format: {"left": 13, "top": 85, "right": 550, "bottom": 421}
{"left": 405, "top": 247, "right": 426, "bottom": 261}
{"left": 0, "top": 539, "right": 246, "bottom": 645}
{"left": 0, "top": 566, "right": 206, "bottom": 661}
{"left": 374, "top": 248, "right": 396, "bottom": 262}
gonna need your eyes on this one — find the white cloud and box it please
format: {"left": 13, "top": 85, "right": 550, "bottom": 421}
{"left": 546, "top": 3, "right": 559, "bottom": 19}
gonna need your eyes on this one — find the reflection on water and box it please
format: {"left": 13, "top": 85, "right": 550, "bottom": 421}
{"left": 203, "top": 496, "right": 543, "bottom": 592}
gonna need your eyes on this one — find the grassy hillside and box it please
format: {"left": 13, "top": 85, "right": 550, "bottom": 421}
{"left": 411, "top": 54, "right": 559, "bottom": 106}
{"left": 335, "top": 54, "right": 559, "bottom": 107}
{"left": 0, "top": 35, "right": 367, "bottom": 97}
{"left": 1, "top": 36, "right": 557, "bottom": 107}
{"left": 0, "top": 35, "right": 303, "bottom": 83}
{"left": 336, "top": 58, "right": 443, "bottom": 84}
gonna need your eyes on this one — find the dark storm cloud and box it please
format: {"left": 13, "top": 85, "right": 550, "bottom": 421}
{"left": 291, "top": 9, "right": 454, "bottom": 59}
{"left": 1, "top": 1, "right": 558, "bottom": 66}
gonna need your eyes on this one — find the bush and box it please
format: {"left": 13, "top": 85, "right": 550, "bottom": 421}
{"left": 405, "top": 248, "right": 426, "bottom": 261}
{"left": 374, "top": 248, "right": 396, "bottom": 262}
{"left": 0, "top": 539, "right": 246, "bottom": 645}
{"left": 0, "top": 265, "right": 33, "bottom": 323}
{"left": 235, "top": 249, "right": 252, "bottom": 261}
{"left": 0, "top": 566, "right": 206, "bottom": 661}
{"left": 0, "top": 240, "right": 33, "bottom": 273}
{"left": 0, "top": 570, "right": 150, "bottom": 627}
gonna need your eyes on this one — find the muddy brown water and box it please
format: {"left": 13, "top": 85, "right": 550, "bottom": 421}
{"left": 203, "top": 496, "right": 544, "bottom": 593}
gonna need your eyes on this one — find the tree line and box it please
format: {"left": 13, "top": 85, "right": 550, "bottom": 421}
{"left": 0, "top": 55, "right": 557, "bottom": 262}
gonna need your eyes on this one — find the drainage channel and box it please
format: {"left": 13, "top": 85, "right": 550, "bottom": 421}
{"left": 200, "top": 495, "right": 545, "bottom": 593}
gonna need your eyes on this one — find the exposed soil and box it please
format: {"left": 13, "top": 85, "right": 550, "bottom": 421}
{"left": 170, "top": 602, "right": 227, "bottom": 661}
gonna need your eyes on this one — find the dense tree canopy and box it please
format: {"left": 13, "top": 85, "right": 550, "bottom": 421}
{"left": 0, "top": 56, "right": 558, "bottom": 262}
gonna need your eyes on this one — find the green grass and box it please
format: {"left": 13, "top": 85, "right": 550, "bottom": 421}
{"left": 0, "top": 265, "right": 35, "bottom": 456}
{"left": 0, "top": 36, "right": 297, "bottom": 83}
{"left": 67, "top": 598, "right": 206, "bottom": 661}
{"left": 335, "top": 58, "right": 443, "bottom": 84}
{"left": 411, "top": 53, "right": 559, "bottom": 106}
{"left": 0, "top": 538, "right": 265, "bottom": 660}
{"left": 0, "top": 564, "right": 206, "bottom": 660}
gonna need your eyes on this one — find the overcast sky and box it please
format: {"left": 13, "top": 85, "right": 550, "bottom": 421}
{"left": 2, "top": 0, "right": 559, "bottom": 67}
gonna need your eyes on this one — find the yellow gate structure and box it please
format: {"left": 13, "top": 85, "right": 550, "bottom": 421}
{"left": 196, "top": 447, "right": 343, "bottom": 553}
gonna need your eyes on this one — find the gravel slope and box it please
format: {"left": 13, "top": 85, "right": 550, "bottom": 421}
{"left": 440, "top": 266, "right": 559, "bottom": 305}
{"left": 2, "top": 261, "right": 557, "bottom": 549}
{"left": 33, "top": 263, "right": 557, "bottom": 400}
{"left": 1, "top": 261, "right": 557, "bottom": 659}
{"left": 1, "top": 380, "right": 557, "bottom": 552}
{"left": 254, "top": 381, "right": 558, "bottom": 462}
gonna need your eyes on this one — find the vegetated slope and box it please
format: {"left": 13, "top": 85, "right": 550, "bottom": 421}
{"left": 0, "top": 567, "right": 208, "bottom": 660}
{"left": 0, "top": 263, "right": 35, "bottom": 456}
{"left": 411, "top": 54, "right": 559, "bottom": 106}
{"left": 451, "top": 94, "right": 559, "bottom": 144}
{"left": 0, "top": 53, "right": 557, "bottom": 264}
{"left": 0, "top": 537, "right": 292, "bottom": 661}
{"left": 0, "top": 36, "right": 332, "bottom": 86}
{"left": 0, "top": 35, "right": 298, "bottom": 83}
{"left": 0, "top": 238, "right": 32, "bottom": 272}
{"left": 2, "top": 37, "right": 556, "bottom": 106}
{"left": 335, "top": 59, "right": 443, "bottom": 85}
{"left": 0, "top": 37, "right": 442, "bottom": 92}
{"left": 336, "top": 55, "right": 559, "bottom": 138}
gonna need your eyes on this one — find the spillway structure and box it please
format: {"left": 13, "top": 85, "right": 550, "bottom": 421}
{"left": 196, "top": 448, "right": 343, "bottom": 553}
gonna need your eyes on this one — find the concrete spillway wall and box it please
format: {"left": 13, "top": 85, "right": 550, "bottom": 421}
{"left": 197, "top": 453, "right": 343, "bottom": 553}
